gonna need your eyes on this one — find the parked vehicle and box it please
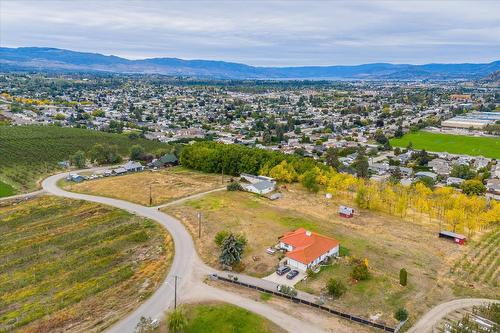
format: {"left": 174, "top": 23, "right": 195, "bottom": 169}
{"left": 286, "top": 269, "right": 299, "bottom": 280}
{"left": 276, "top": 266, "right": 291, "bottom": 276}
{"left": 266, "top": 247, "right": 276, "bottom": 255}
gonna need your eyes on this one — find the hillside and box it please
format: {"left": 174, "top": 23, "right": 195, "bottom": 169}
{"left": 480, "top": 70, "right": 500, "bottom": 86}
{"left": 0, "top": 125, "right": 170, "bottom": 194}
{"left": 1, "top": 47, "right": 499, "bottom": 80}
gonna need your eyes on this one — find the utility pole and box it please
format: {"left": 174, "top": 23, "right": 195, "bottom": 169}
{"left": 221, "top": 167, "right": 224, "bottom": 184}
{"left": 149, "top": 183, "right": 152, "bottom": 206}
{"left": 174, "top": 275, "right": 178, "bottom": 309}
{"left": 197, "top": 212, "right": 202, "bottom": 238}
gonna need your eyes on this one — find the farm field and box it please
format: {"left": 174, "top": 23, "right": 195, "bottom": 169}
{"left": 0, "top": 125, "right": 170, "bottom": 194}
{"left": 390, "top": 131, "right": 500, "bottom": 159}
{"left": 157, "top": 302, "right": 286, "bottom": 333}
{"left": 163, "top": 185, "right": 493, "bottom": 326}
{"left": 63, "top": 167, "right": 223, "bottom": 206}
{"left": 0, "top": 196, "right": 173, "bottom": 333}
{"left": 449, "top": 227, "right": 500, "bottom": 295}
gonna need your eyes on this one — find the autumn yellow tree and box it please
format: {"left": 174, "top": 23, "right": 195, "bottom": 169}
{"left": 268, "top": 160, "right": 298, "bottom": 183}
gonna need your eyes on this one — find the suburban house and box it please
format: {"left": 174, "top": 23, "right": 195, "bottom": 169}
{"left": 415, "top": 171, "right": 438, "bottom": 181}
{"left": 122, "top": 161, "right": 144, "bottom": 172}
{"left": 428, "top": 158, "right": 451, "bottom": 176}
{"left": 111, "top": 167, "right": 127, "bottom": 175}
{"left": 240, "top": 173, "right": 276, "bottom": 195}
{"left": 486, "top": 179, "right": 500, "bottom": 201}
{"left": 446, "top": 177, "right": 465, "bottom": 186}
{"left": 279, "top": 228, "right": 340, "bottom": 271}
{"left": 148, "top": 153, "right": 178, "bottom": 168}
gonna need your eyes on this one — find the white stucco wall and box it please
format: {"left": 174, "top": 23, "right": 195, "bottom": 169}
{"left": 285, "top": 244, "right": 340, "bottom": 271}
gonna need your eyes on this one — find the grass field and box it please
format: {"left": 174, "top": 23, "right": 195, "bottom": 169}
{"left": 179, "top": 303, "right": 285, "bottom": 333}
{"left": 0, "top": 196, "right": 173, "bottom": 333}
{"left": 163, "top": 185, "right": 490, "bottom": 325}
{"left": 0, "top": 180, "right": 15, "bottom": 197}
{"left": 389, "top": 131, "right": 500, "bottom": 158}
{"left": 0, "top": 125, "right": 170, "bottom": 194}
{"left": 63, "top": 167, "right": 223, "bottom": 206}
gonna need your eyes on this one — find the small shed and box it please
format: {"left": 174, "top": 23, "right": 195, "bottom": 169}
{"left": 439, "top": 230, "right": 466, "bottom": 245}
{"left": 339, "top": 205, "right": 354, "bottom": 218}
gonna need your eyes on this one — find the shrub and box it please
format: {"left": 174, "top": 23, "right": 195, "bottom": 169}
{"left": 301, "top": 168, "right": 320, "bottom": 192}
{"left": 461, "top": 179, "right": 486, "bottom": 196}
{"left": 134, "top": 316, "right": 156, "bottom": 333}
{"left": 69, "top": 150, "right": 86, "bottom": 168}
{"left": 278, "top": 285, "right": 297, "bottom": 297}
{"left": 339, "top": 246, "right": 350, "bottom": 257}
{"left": 166, "top": 308, "right": 187, "bottom": 333}
{"left": 130, "top": 144, "right": 146, "bottom": 161}
{"left": 351, "top": 262, "right": 370, "bottom": 281}
{"left": 399, "top": 268, "right": 408, "bottom": 286}
{"left": 326, "top": 278, "right": 346, "bottom": 298}
{"left": 394, "top": 308, "right": 409, "bottom": 321}
{"left": 214, "top": 230, "right": 230, "bottom": 247}
{"left": 227, "top": 182, "right": 243, "bottom": 191}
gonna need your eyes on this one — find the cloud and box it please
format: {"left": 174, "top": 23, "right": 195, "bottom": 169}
{"left": 1, "top": 0, "right": 499, "bottom": 65}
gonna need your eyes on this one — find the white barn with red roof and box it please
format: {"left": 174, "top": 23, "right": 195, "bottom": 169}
{"left": 279, "top": 228, "right": 340, "bottom": 271}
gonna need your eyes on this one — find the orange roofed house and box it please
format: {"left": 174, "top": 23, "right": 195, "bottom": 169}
{"left": 279, "top": 228, "right": 340, "bottom": 271}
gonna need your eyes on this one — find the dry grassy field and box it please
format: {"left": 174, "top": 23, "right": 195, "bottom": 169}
{"left": 63, "top": 167, "right": 223, "bottom": 206}
{"left": 0, "top": 196, "right": 173, "bottom": 333}
{"left": 163, "top": 184, "right": 497, "bottom": 326}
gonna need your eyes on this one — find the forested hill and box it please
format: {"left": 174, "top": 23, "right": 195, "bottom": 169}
{"left": 1, "top": 47, "right": 499, "bottom": 80}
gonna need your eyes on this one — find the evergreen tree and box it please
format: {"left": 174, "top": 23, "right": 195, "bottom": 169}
{"left": 219, "top": 234, "right": 246, "bottom": 267}
{"left": 399, "top": 268, "right": 408, "bottom": 286}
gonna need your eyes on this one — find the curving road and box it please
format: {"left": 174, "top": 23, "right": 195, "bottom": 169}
{"left": 41, "top": 171, "right": 327, "bottom": 333}
{"left": 408, "top": 298, "right": 500, "bottom": 333}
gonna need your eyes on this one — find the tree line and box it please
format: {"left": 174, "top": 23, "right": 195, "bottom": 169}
{"left": 179, "top": 141, "right": 322, "bottom": 177}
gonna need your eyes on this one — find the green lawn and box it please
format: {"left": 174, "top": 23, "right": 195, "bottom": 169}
{"left": 0, "top": 196, "right": 173, "bottom": 332}
{"left": 0, "top": 180, "right": 15, "bottom": 197}
{"left": 183, "top": 303, "right": 284, "bottom": 333}
{"left": 390, "top": 131, "right": 500, "bottom": 159}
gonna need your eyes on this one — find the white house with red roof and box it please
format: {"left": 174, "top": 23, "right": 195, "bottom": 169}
{"left": 279, "top": 228, "right": 340, "bottom": 271}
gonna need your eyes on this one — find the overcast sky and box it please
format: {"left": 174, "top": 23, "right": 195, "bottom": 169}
{"left": 1, "top": 0, "right": 499, "bottom": 66}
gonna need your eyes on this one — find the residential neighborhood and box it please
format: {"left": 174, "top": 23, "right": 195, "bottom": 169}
{"left": 1, "top": 1, "right": 499, "bottom": 331}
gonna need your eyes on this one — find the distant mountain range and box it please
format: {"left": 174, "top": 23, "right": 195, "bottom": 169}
{"left": 1, "top": 47, "right": 499, "bottom": 80}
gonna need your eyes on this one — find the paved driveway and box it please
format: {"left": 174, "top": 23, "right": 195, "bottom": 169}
{"left": 263, "top": 270, "right": 306, "bottom": 287}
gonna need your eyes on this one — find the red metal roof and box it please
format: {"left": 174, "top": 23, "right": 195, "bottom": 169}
{"left": 280, "top": 228, "right": 339, "bottom": 265}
